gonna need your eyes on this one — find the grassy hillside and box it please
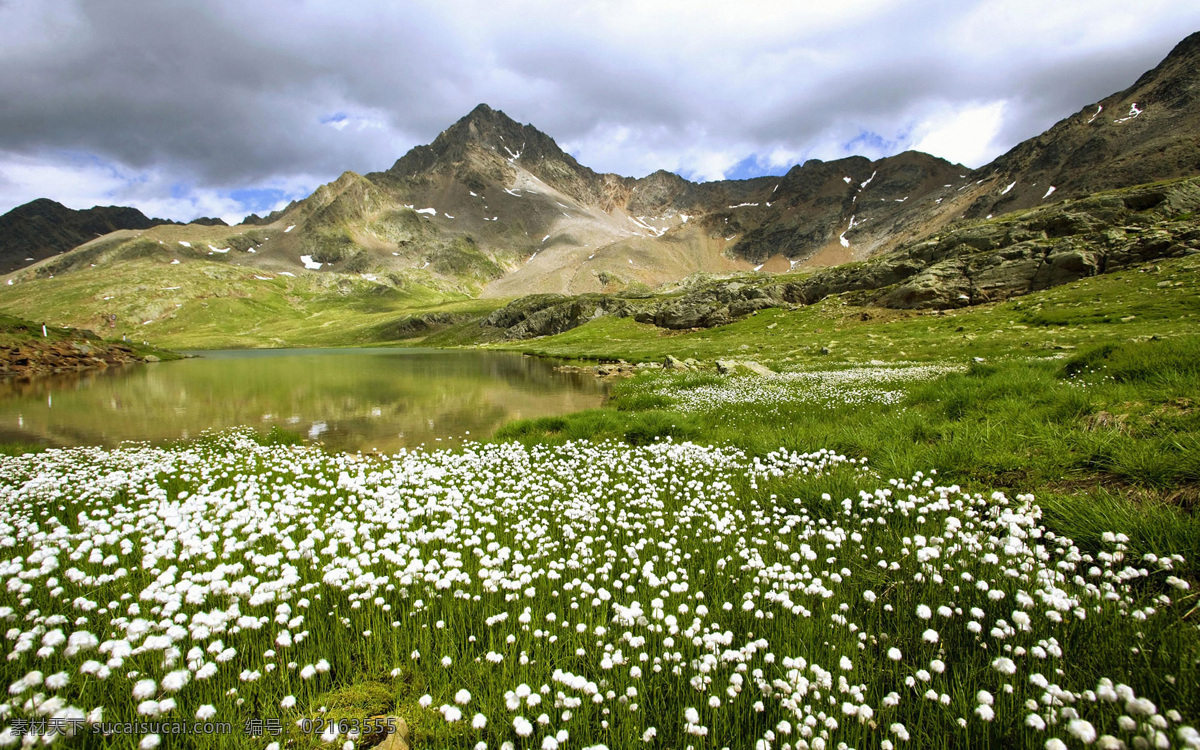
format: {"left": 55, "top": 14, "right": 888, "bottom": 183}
{"left": 0, "top": 258, "right": 501, "bottom": 349}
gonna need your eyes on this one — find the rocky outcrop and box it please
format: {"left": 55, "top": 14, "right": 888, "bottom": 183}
{"left": 0, "top": 339, "right": 154, "bottom": 380}
{"left": 481, "top": 293, "right": 648, "bottom": 339}
{"left": 391, "top": 311, "right": 477, "bottom": 337}
{"left": 0, "top": 314, "right": 173, "bottom": 380}
{"left": 863, "top": 181, "right": 1200, "bottom": 309}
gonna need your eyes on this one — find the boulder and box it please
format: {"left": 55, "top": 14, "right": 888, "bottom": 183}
{"left": 875, "top": 260, "right": 972, "bottom": 309}
{"left": 655, "top": 301, "right": 712, "bottom": 329}
{"left": 372, "top": 718, "right": 411, "bottom": 750}
{"left": 740, "top": 360, "right": 774, "bottom": 376}
{"left": 714, "top": 359, "right": 773, "bottom": 376}
{"left": 663, "top": 355, "right": 689, "bottom": 371}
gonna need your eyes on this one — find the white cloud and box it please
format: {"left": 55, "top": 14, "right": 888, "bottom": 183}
{"left": 0, "top": 150, "right": 317, "bottom": 225}
{"left": 909, "top": 101, "right": 1007, "bottom": 168}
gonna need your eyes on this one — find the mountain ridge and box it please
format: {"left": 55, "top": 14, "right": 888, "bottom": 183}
{"left": 3, "top": 30, "right": 1199, "bottom": 313}
{"left": 0, "top": 199, "right": 231, "bottom": 275}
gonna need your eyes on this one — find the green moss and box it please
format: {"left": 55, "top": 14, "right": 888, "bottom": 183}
{"left": 427, "top": 237, "right": 503, "bottom": 280}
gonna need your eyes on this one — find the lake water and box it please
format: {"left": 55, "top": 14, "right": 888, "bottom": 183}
{"left": 0, "top": 349, "right": 606, "bottom": 453}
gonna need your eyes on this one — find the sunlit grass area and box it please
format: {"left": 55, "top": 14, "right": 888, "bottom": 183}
{"left": 1, "top": 335, "right": 1198, "bottom": 748}
{"left": 0, "top": 259, "right": 503, "bottom": 350}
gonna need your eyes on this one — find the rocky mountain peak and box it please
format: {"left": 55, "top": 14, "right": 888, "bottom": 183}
{"left": 1161, "top": 30, "right": 1200, "bottom": 64}
{"left": 384, "top": 104, "right": 582, "bottom": 180}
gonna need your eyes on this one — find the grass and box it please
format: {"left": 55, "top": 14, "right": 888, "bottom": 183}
{"left": 0, "top": 258, "right": 501, "bottom": 349}
{"left": 1, "top": 429, "right": 1196, "bottom": 749}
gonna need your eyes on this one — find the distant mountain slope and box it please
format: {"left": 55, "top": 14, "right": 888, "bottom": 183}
{"left": 365, "top": 104, "right": 968, "bottom": 295}
{"left": 0, "top": 199, "right": 169, "bottom": 274}
{"left": 967, "top": 30, "right": 1200, "bottom": 219}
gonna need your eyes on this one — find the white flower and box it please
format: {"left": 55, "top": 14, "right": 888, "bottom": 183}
{"left": 139, "top": 734, "right": 161, "bottom": 749}
{"left": 922, "top": 629, "right": 939, "bottom": 644}
{"left": 473, "top": 714, "right": 486, "bottom": 729}
{"left": 195, "top": 663, "right": 218, "bottom": 680}
{"left": 455, "top": 689, "right": 471, "bottom": 705}
{"left": 916, "top": 605, "right": 931, "bottom": 619}
{"left": 890, "top": 723, "right": 910, "bottom": 741}
{"left": 1068, "top": 720, "right": 1097, "bottom": 744}
{"left": 419, "top": 695, "right": 433, "bottom": 709}
{"left": 280, "top": 696, "right": 297, "bottom": 709}
{"left": 514, "top": 717, "right": 533, "bottom": 737}
{"left": 133, "top": 679, "right": 157, "bottom": 700}
{"left": 992, "top": 657, "right": 1017, "bottom": 675}
{"left": 685, "top": 707, "right": 700, "bottom": 724}
{"left": 162, "top": 670, "right": 189, "bottom": 692}
{"left": 887, "top": 648, "right": 902, "bottom": 661}
{"left": 196, "top": 705, "right": 217, "bottom": 720}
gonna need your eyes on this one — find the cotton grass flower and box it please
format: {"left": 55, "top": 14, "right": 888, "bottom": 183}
{"left": 132, "top": 679, "right": 156, "bottom": 700}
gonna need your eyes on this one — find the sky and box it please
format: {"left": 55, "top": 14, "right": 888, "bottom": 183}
{"left": 1, "top": 1, "right": 1198, "bottom": 224}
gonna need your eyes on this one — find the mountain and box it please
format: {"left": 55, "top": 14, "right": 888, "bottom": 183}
{"left": 4, "top": 30, "right": 1200, "bottom": 331}
{"left": 361, "top": 103, "right": 971, "bottom": 294}
{"left": 966, "top": 30, "right": 1200, "bottom": 219}
{"left": 0, "top": 199, "right": 169, "bottom": 274}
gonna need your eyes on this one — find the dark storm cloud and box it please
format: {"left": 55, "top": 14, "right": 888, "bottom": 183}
{"left": 1, "top": 0, "right": 1198, "bottom": 219}
{"left": 0, "top": 1, "right": 453, "bottom": 183}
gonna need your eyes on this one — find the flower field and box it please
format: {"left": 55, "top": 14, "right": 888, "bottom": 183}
{"left": 1, "top": 426, "right": 1196, "bottom": 749}
{"left": 627, "top": 365, "right": 966, "bottom": 412}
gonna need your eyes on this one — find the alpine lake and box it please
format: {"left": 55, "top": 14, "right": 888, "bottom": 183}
{"left": 0, "top": 348, "right": 608, "bottom": 453}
